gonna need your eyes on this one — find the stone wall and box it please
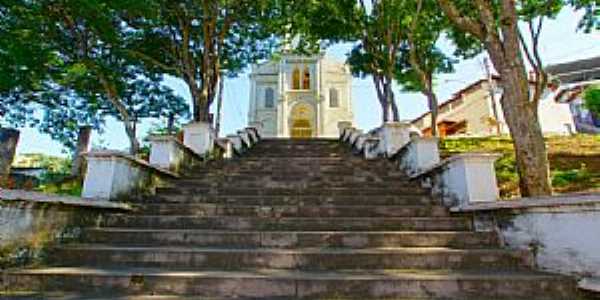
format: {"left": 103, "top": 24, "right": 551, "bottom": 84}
{"left": 0, "top": 196, "right": 122, "bottom": 269}
{"left": 453, "top": 194, "right": 600, "bottom": 278}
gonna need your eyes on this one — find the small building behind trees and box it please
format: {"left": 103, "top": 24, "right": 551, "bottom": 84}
{"left": 411, "top": 77, "right": 577, "bottom": 137}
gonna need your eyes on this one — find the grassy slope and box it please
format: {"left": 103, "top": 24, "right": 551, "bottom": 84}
{"left": 439, "top": 135, "right": 600, "bottom": 198}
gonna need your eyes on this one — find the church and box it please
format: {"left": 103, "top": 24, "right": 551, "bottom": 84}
{"left": 247, "top": 53, "right": 354, "bottom": 138}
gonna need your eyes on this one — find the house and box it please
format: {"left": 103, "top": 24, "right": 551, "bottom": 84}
{"left": 411, "top": 77, "right": 576, "bottom": 137}
{"left": 248, "top": 53, "right": 354, "bottom": 138}
{"left": 547, "top": 55, "right": 600, "bottom": 134}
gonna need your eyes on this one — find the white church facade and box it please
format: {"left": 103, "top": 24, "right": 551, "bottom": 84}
{"left": 248, "top": 53, "right": 354, "bottom": 138}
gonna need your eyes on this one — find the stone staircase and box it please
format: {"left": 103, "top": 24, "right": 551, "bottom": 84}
{"left": 2, "top": 139, "right": 583, "bottom": 299}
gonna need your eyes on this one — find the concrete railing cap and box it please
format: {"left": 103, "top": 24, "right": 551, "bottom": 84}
{"left": 85, "top": 150, "right": 179, "bottom": 179}
{"left": 410, "top": 152, "right": 502, "bottom": 179}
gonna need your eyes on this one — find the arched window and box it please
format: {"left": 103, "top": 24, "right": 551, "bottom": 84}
{"left": 264, "top": 87, "right": 274, "bottom": 108}
{"left": 292, "top": 68, "right": 301, "bottom": 90}
{"left": 302, "top": 67, "right": 311, "bottom": 89}
{"left": 329, "top": 88, "right": 339, "bottom": 108}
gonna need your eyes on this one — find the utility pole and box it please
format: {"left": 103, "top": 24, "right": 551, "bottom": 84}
{"left": 483, "top": 57, "right": 502, "bottom": 136}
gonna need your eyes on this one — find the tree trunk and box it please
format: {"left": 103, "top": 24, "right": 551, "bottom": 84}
{"left": 437, "top": 0, "right": 552, "bottom": 197}
{"left": 167, "top": 113, "right": 175, "bottom": 135}
{"left": 426, "top": 89, "right": 439, "bottom": 137}
{"left": 71, "top": 126, "right": 92, "bottom": 178}
{"left": 215, "top": 74, "right": 224, "bottom": 137}
{"left": 497, "top": 67, "right": 552, "bottom": 197}
{"left": 125, "top": 121, "right": 139, "bottom": 156}
{"left": 390, "top": 94, "right": 400, "bottom": 122}
{"left": 384, "top": 76, "right": 399, "bottom": 122}
{"left": 0, "top": 128, "right": 20, "bottom": 185}
{"left": 372, "top": 75, "right": 389, "bottom": 123}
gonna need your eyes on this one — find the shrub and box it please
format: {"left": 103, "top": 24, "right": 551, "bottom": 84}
{"left": 583, "top": 86, "right": 600, "bottom": 116}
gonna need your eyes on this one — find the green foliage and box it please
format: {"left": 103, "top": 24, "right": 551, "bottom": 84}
{"left": 583, "top": 85, "right": 600, "bottom": 115}
{"left": 440, "top": 135, "right": 600, "bottom": 197}
{"left": 13, "top": 153, "right": 71, "bottom": 174}
{"left": 552, "top": 166, "right": 592, "bottom": 187}
{"left": 38, "top": 175, "right": 82, "bottom": 196}
{"left": 126, "top": 0, "right": 280, "bottom": 121}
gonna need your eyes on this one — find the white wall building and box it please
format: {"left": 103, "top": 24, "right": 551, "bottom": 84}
{"left": 248, "top": 53, "right": 354, "bottom": 138}
{"left": 411, "top": 78, "right": 576, "bottom": 137}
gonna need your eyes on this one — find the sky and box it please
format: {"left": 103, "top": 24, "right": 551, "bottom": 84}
{"left": 14, "top": 8, "right": 600, "bottom": 158}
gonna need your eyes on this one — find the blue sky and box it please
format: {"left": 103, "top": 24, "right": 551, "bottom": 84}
{"left": 15, "top": 8, "right": 600, "bottom": 157}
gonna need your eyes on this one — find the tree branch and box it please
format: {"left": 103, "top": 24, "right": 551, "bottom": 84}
{"left": 437, "top": 0, "right": 484, "bottom": 39}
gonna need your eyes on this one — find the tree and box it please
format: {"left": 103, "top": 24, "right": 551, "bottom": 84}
{"left": 349, "top": 0, "right": 406, "bottom": 122}
{"left": 1, "top": 0, "right": 181, "bottom": 155}
{"left": 437, "top": 0, "right": 596, "bottom": 197}
{"left": 127, "top": 0, "right": 278, "bottom": 123}
{"left": 294, "top": 0, "right": 407, "bottom": 122}
{"left": 37, "top": 88, "right": 105, "bottom": 177}
{"left": 584, "top": 85, "right": 600, "bottom": 116}
{"left": 107, "top": 77, "right": 190, "bottom": 147}
{"left": 400, "top": 0, "right": 456, "bottom": 136}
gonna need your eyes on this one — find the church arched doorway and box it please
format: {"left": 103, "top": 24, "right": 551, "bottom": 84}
{"left": 290, "top": 103, "right": 315, "bottom": 138}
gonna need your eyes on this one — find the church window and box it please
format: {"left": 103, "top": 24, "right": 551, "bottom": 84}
{"left": 329, "top": 88, "right": 339, "bottom": 108}
{"left": 292, "top": 68, "right": 301, "bottom": 90}
{"left": 303, "top": 67, "right": 311, "bottom": 89}
{"left": 265, "top": 87, "right": 275, "bottom": 108}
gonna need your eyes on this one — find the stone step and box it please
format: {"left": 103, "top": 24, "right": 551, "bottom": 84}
{"left": 135, "top": 204, "right": 451, "bottom": 218}
{"left": 181, "top": 174, "right": 409, "bottom": 184}
{"left": 82, "top": 229, "right": 500, "bottom": 249}
{"left": 145, "top": 195, "right": 434, "bottom": 206}
{"left": 100, "top": 216, "right": 472, "bottom": 231}
{"left": 155, "top": 187, "right": 429, "bottom": 197}
{"left": 175, "top": 178, "right": 412, "bottom": 188}
{"left": 3, "top": 268, "right": 579, "bottom": 299}
{"left": 50, "top": 245, "right": 533, "bottom": 271}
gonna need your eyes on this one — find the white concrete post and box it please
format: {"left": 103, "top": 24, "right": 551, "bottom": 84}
{"left": 227, "top": 135, "right": 244, "bottom": 154}
{"left": 82, "top": 151, "right": 177, "bottom": 201}
{"left": 341, "top": 128, "right": 354, "bottom": 142}
{"left": 401, "top": 137, "right": 440, "bottom": 176}
{"left": 380, "top": 122, "right": 414, "bottom": 157}
{"left": 249, "top": 121, "right": 263, "bottom": 137}
{"left": 238, "top": 130, "right": 252, "bottom": 148}
{"left": 148, "top": 135, "right": 183, "bottom": 170}
{"left": 217, "top": 138, "right": 235, "bottom": 159}
{"left": 349, "top": 129, "right": 363, "bottom": 146}
{"left": 442, "top": 153, "right": 502, "bottom": 206}
{"left": 183, "top": 122, "right": 214, "bottom": 156}
{"left": 364, "top": 137, "right": 380, "bottom": 160}
{"left": 244, "top": 128, "right": 259, "bottom": 144}
{"left": 354, "top": 134, "right": 368, "bottom": 153}
{"left": 82, "top": 152, "right": 146, "bottom": 200}
{"left": 338, "top": 121, "right": 352, "bottom": 139}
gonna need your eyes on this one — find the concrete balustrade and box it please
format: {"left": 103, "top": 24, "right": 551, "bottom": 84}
{"left": 84, "top": 122, "right": 263, "bottom": 201}
{"left": 363, "top": 137, "right": 380, "bottom": 160}
{"left": 82, "top": 151, "right": 178, "bottom": 201}
{"left": 348, "top": 129, "right": 363, "bottom": 146}
{"left": 339, "top": 127, "right": 354, "bottom": 143}
{"left": 216, "top": 138, "right": 235, "bottom": 159}
{"left": 342, "top": 124, "right": 500, "bottom": 207}
{"left": 237, "top": 130, "right": 252, "bottom": 148}
{"left": 397, "top": 137, "right": 440, "bottom": 177}
{"left": 245, "top": 127, "right": 260, "bottom": 144}
{"left": 148, "top": 135, "right": 203, "bottom": 172}
{"left": 420, "top": 153, "right": 502, "bottom": 207}
{"left": 227, "top": 134, "right": 245, "bottom": 155}
{"left": 379, "top": 122, "right": 415, "bottom": 157}
{"left": 354, "top": 134, "right": 368, "bottom": 153}
{"left": 183, "top": 122, "right": 215, "bottom": 156}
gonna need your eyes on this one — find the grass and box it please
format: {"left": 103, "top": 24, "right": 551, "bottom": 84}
{"left": 439, "top": 134, "right": 600, "bottom": 198}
